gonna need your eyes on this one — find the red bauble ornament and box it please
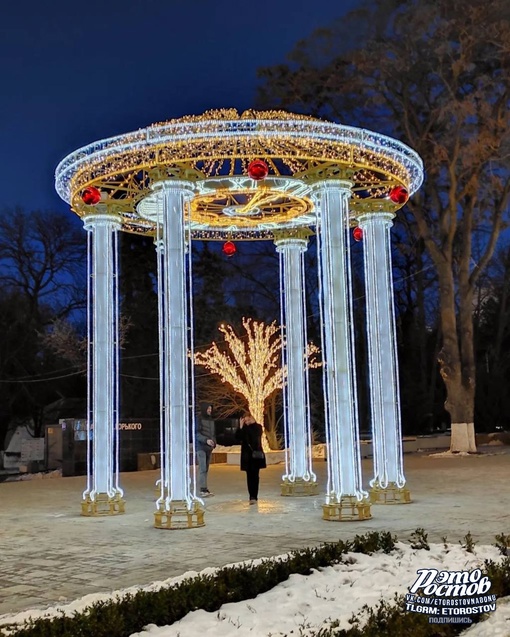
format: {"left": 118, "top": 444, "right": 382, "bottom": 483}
{"left": 389, "top": 186, "right": 409, "bottom": 205}
{"left": 247, "top": 159, "right": 269, "bottom": 180}
{"left": 222, "top": 241, "right": 236, "bottom": 257}
{"left": 81, "top": 186, "right": 101, "bottom": 205}
{"left": 353, "top": 226, "right": 363, "bottom": 242}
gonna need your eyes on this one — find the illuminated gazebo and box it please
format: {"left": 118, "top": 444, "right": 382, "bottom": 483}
{"left": 55, "top": 109, "right": 423, "bottom": 527}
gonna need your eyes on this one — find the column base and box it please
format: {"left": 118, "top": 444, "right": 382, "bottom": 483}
{"left": 81, "top": 492, "right": 125, "bottom": 517}
{"left": 322, "top": 495, "right": 372, "bottom": 521}
{"left": 369, "top": 482, "right": 412, "bottom": 504}
{"left": 281, "top": 477, "right": 319, "bottom": 496}
{"left": 154, "top": 499, "right": 205, "bottom": 530}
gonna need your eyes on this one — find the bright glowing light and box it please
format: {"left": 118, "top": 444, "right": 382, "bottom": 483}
{"left": 358, "top": 212, "right": 406, "bottom": 490}
{"left": 83, "top": 213, "right": 123, "bottom": 505}
{"left": 275, "top": 236, "right": 316, "bottom": 486}
{"left": 54, "top": 109, "right": 424, "bottom": 240}
{"left": 194, "top": 318, "right": 320, "bottom": 452}
{"left": 194, "top": 319, "right": 282, "bottom": 450}
{"left": 154, "top": 182, "right": 196, "bottom": 511}
{"left": 54, "top": 108, "right": 422, "bottom": 521}
{"left": 315, "top": 181, "right": 368, "bottom": 505}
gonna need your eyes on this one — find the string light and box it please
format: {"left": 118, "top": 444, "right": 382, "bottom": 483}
{"left": 358, "top": 212, "right": 408, "bottom": 500}
{"left": 55, "top": 109, "right": 424, "bottom": 240}
{"left": 315, "top": 182, "right": 370, "bottom": 518}
{"left": 275, "top": 236, "right": 317, "bottom": 487}
{"left": 81, "top": 213, "right": 124, "bottom": 515}
{"left": 194, "top": 319, "right": 282, "bottom": 451}
{"left": 194, "top": 318, "right": 320, "bottom": 452}
{"left": 55, "top": 108, "right": 422, "bottom": 521}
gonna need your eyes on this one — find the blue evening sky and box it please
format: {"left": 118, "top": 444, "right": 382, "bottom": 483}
{"left": 0, "top": 0, "right": 357, "bottom": 214}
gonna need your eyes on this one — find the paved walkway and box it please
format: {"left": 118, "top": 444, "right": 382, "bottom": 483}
{"left": 1, "top": 447, "right": 509, "bottom": 616}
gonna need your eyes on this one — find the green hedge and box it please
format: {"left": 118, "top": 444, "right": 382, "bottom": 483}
{"left": 1, "top": 531, "right": 508, "bottom": 637}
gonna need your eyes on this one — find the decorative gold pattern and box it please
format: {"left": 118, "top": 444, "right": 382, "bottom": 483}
{"left": 273, "top": 227, "right": 314, "bottom": 242}
{"left": 281, "top": 478, "right": 319, "bottom": 497}
{"left": 369, "top": 482, "right": 412, "bottom": 505}
{"left": 55, "top": 109, "right": 423, "bottom": 240}
{"left": 190, "top": 185, "right": 312, "bottom": 229}
{"left": 151, "top": 108, "right": 320, "bottom": 127}
{"left": 81, "top": 493, "right": 125, "bottom": 517}
{"left": 154, "top": 500, "right": 205, "bottom": 530}
{"left": 322, "top": 495, "right": 372, "bottom": 521}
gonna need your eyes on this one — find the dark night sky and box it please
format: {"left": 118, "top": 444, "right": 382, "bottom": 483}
{"left": 0, "top": 0, "right": 357, "bottom": 214}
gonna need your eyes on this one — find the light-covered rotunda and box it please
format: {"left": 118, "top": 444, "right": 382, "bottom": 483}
{"left": 55, "top": 109, "right": 423, "bottom": 527}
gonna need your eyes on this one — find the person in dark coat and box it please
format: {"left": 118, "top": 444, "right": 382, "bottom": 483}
{"left": 196, "top": 402, "right": 216, "bottom": 496}
{"left": 235, "top": 412, "right": 267, "bottom": 504}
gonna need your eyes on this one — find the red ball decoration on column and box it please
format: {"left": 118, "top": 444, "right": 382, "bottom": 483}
{"left": 389, "top": 186, "right": 409, "bottom": 205}
{"left": 222, "top": 241, "right": 236, "bottom": 257}
{"left": 247, "top": 159, "right": 269, "bottom": 180}
{"left": 353, "top": 226, "right": 363, "bottom": 242}
{"left": 81, "top": 186, "right": 102, "bottom": 205}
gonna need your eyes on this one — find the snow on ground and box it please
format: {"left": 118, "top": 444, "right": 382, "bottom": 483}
{"left": 1, "top": 544, "right": 508, "bottom": 637}
{"left": 213, "top": 445, "right": 241, "bottom": 453}
{"left": 428, "top": 450, "right": 507, "bottom": 458}
{"left": 15, "top": 469, "right": 62, "bottom": 481}
{"left": 1, "top": 469, "right": 63, "bottom": 482}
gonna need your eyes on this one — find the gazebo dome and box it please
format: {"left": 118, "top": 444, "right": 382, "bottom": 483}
{"left": 55, "top": 109, "right": 423, "bottom": 240}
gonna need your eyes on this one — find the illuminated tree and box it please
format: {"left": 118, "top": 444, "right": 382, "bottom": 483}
{"left": 194, "top": 319, "right": 281, "bottom": 449}
{"left": 194, "top": 318, "right": 320, "bottom": 450}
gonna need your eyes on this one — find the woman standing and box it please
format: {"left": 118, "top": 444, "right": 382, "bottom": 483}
{"left": 235, "top": 413, "right": 267, "bottom": 504}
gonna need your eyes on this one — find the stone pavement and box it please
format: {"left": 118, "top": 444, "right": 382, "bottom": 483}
{"left": 1, "top": 447, "right": 509, "bottom": 616}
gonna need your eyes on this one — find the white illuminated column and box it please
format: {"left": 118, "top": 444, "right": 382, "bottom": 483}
{"left": 82, "top": 213, "right": 124, "bottom": 516}
{"left": 314, "top": 181, "right": 371, "bottom": 521}
{"left": 275, "top": 233, "right": 317, "bottom": 496}
{"left": 153, "top": 180, "right": 205, "bottom": 529}
{"left": 357, "top": 212, "right": 411, "bottom": 504}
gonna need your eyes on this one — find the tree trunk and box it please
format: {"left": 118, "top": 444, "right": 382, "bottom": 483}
{"left": 442, "top": 380, "right": 477, "bottom": 453}
{"left": 264, "top": 392, "right": 280, "bottom": 450}
{"left": 437, "top": 260, "right": 477, "bottom": 452}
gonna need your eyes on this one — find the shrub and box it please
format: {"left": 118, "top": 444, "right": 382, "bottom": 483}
{"left": 2, "top": 531, "right": 508, "bottom": 637}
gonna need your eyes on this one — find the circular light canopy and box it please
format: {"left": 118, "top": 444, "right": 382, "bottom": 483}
{"left": 55, "top": 109, "right": 423, "bottom": 240}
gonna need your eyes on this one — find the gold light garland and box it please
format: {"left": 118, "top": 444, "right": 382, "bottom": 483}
{"left": 194, "top": 318, "right": 321, "bottom": 450}
{"left": 194, "top": 319, "right": 283, "bottom": 435}
{"left": 55, "top": 109, "right": 424, "bottom": 239}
